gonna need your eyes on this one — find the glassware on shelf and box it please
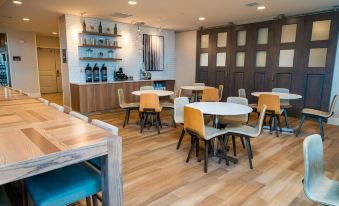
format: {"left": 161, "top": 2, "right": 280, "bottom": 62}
{"left": 86, "top": 48, "right": 93, "bottom": 58}
{"left": 108, "top": 50, "right": 114, "bottom": 58}
{"left": 98, "top": 52, "right": 104, "bottom": 58}
{"left": 89, "top": 38, "right": 95, "bottom": 45}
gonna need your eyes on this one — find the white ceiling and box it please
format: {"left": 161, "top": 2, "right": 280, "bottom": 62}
{"left": 0, "top": 0, "right": 338, "bottom": 36}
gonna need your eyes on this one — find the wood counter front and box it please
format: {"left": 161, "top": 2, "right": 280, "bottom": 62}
{"left": 70, "top": 80, "right": 175, "bottom": 114}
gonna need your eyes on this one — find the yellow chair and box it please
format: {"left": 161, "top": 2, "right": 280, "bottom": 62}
{"left": 118, "top": 88, "right": 140, "bottom": 128}
{"left": 184, "top": 106, "right": 227, "bottom": 173}
{"left": 257, "top": 94, "right": 281, "bottom": 137}
{"left": 201, "top": 88, "right": 219, "bottom": 102}
{"left": 139, "top": 93, "right": 162, "bottom": 134}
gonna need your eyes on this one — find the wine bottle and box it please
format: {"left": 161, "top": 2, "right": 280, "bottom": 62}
{"left": 114, "top": 24, "right": 118, "bottom": 35}
{"left": 99, "top": 22, "right": 103, "bottom": 33}
{"left": 82, "top": 20, "right": 86, "bottom": 32}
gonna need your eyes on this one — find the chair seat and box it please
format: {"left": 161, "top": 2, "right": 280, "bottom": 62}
{"left": 204, "top": 126, "right": 227, "bottom": 140}
{"left": 0, "top": 186, "right": 10, "bottom": 206}
{"left": 24, "top": 163, "right": 101, "bottom": 206}
{"left": 121, "top": 102, "right": 140, "bottom": 109}
{"left": 225, "top": 124, "right": 259, "bottom": 137}
{"left": 161, "top": 102, "right": 174, "bottom": 109}
{"left": 305, "top": 176, "right": 339, "bottom": 206}
{"left": 302, "top": 108, "right": 330, "bottom": 118}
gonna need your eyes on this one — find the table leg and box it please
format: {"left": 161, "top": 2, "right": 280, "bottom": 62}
{"left": 101, "top": 136, "right": 123, "bottom": 206}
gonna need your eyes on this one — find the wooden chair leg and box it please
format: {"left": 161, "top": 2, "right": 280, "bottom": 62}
{"left": 204, "top": 140, "right": 210, "bottom": 173}
{"left": 232, "top": 135, "right": 237, "bottom": 156}
{"left": 318, "top": 117, "right": 324, "bottom": 141}
{"left": 296, "top": 114, "right": 306, "bottom": 137}
{"left": 245, "top": 137, "right": 253, "bottom": 169}
{"left": 86, "top": 197, "right": 92, "bottom": 206}
{"left": 176, "top": 128, "right": 186, "bottom": 150}
{"left": 186, "top": 136, "right": 196, "bottom": 163}
{"left": 240, "top": 137, "right": 245, "bottom": 149}
{"left": 123, "top": 109, "right": 129, "bottom": 128}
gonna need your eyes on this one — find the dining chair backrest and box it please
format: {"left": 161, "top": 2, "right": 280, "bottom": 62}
{"left": 272, "top": 88, "right": 290, "bottom": 106}
{"left": 174, "top": 97, "right": 190, "bottom": 124}
{"left": 117, "top": 88, "right": 127, "bottom": 108}
{"left": 184, "top": 106, "right": 205, "bottom": 138}
{"left": 226, "top": 96, "right": 249, "bottom": 123}
{"left": 139, "top": 93, "right": 161, "bottom": 112}
{"left": 201, "top": 88, "right": 219, "bottom": 102}
{"left": 69, "top": 111, "right": 89, "bottom": 123}
{"left": 49, "top": 103, "right": 64, "bottom": 112}
{"left": 140, "top": 86, "right": 154, "bottom": 91}
{"left": 37, "top": 98, "right": 49, "bottom": 105}
{"left": 92, "top": 119, "right": 118, "bottom": 135}
{"left": 193, "top": 83, "right": 205, "bottom": 86}
{"left": 255, "top": 105, "right": 267, "bottom": 137}
{"left": 303, "top": 134, "right": 324, "bottom": 199}
{"left": 238, "top": 88, "right": 246, "bottom": 98}
{"left": 257, "top": 94, "right": 280, "bottom": 114}
{"left": 328, "top": 94, "right": 338, "bottom": 116}
{"left": 218, "top": 85, "right": 224, "bottom": 101}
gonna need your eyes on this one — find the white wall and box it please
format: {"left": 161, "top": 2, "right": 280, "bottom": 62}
{"left": 328, "top": 34, "right": 339, "bottom": 125}
{"left": 0, "top": 28, "right": 40, "bottom": 96}
{"left": 175, "top": 30, "right": 197, "bottom": 91}
{"left": 61, "top": 14, "right": 175, "bottom": 84}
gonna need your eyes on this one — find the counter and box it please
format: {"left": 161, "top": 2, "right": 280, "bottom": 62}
{"left": 70, "top": 79, "right": 175, "bottom": 86}
{"left": 70, "top": 79, "right": 175, "bottom": 114}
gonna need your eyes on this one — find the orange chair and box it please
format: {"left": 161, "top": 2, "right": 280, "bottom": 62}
{"left": 139, "top": 93, "right": 162, "bottom": 134}
{"left": 184, "top": 106, "right": 227, "bottom": 173}
{"left": 257, "top": 94, "right": 282, "bottom": 137}
{"left": 201, "top": 88, "right": 219, "bottom": 102}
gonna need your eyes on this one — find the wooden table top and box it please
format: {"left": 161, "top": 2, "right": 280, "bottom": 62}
{"left": 0, "top": 100, "right": 113, "bottom": 184}
{"left": 0, "top": 87, "right": 31, "bottom": 101}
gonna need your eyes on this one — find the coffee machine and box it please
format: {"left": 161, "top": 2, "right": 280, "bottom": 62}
{"left": 114, "top": 67, "right": 128, "bottom": 81}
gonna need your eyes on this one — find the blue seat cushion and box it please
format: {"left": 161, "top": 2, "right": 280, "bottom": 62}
{"left": 0, "top": 186, "right": 11, "bottom": 206}
{"left": 24, "top": 163, "right": 101, "bottom": 206}
{"left": 88, "top": 157, "right": 101, "bottom": 170}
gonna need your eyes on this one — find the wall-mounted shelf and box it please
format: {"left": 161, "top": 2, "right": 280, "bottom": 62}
{"left": 79, "top": 31, "right": 122, "bottom": 37}
{"left": 79, "top": 45, "right": 122, "bottom": 49}
{"left": 80, "top": 57, "right": 122, "bottom": 61}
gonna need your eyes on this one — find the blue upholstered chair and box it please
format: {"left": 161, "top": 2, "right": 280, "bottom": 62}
{"left": 303, "top": 134, "right": 339, "bottom": 206}
{"left": 24, "top": 163, "right": 100, "bottom": 206}
{"left": 88, "top": 119, "right": 119, "bottom": 169}
{"left": 0, "top": 186, "right": 11, "bottom": 206}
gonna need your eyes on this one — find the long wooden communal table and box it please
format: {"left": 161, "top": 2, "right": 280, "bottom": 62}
{"left": 0, "top": 87, "right": 31, "bottom": 101}
{"left": 0, "top": 97, "right": 123, "bottom": 205}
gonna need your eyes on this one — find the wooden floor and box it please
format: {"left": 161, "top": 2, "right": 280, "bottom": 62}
{"left": 43, "top": 93, "right": 339, "bottom": 206}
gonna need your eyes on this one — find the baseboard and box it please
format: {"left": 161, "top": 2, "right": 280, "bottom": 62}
{"left": 30, "top": 92, "right": 41, "bottom": 98}
{"left": 327, "top": 117, "right": 339, "bottom": 126}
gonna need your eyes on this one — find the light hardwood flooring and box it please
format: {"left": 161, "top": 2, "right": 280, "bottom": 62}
{"left": 43, "top": 93, "right": 338, "bottom": 206}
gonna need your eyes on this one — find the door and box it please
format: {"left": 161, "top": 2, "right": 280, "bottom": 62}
{"left": 37, "top": 48, "right": 62, "bottom": 93}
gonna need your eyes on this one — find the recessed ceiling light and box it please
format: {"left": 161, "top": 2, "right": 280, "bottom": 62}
{"left": 128, "top": 0, "right": 137, "bottom": 5}
{"left": 52, "top": 32, "right": 58, "bottom": 35}
{"left": 12, "top": 0, "right": 22, "bottom": 5}
{"left": 199, "top": 17, "right": 206, "bottom": 21}
{"left": 257, "top": 6, "right": 266, "bottom": 10}
{"left": 22, "top": 18, "right": 30, "bottom": 21}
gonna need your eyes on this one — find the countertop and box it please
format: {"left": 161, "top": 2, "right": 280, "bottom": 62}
{"left": 70, "top": 79, "right": 175, "bottom": 85}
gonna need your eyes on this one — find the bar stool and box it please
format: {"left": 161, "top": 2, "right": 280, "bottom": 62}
{"left": 139, "top": 93, "right": 162, "bottom": 134}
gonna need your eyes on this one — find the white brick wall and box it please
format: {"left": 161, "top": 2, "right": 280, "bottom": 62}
{"left": 64, "top": 14, "right": 175, "bottom": 83}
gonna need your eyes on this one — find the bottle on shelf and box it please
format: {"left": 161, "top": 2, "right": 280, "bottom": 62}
{"left": 101, "top": 64, "right": 107, "bottom": 82}
{"left": 82, "top": 20, "right": 86, "bottom": 32}
{"left": 114, "top": 24, "right": 118, "bottom": 35}
{"left": 93, "top": 64, "right": 100, "bottom": 82}
{"left": 99, "top": 22, "right": 103, "bottom": 33}
{"left": 85, "top": 64, "right": 93, "bottom": 82}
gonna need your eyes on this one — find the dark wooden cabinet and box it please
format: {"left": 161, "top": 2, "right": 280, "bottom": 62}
{"left": 196, "top": 11, "right": 339, "bottom": 115}
{"left": 70, "top": 80, "right": 175, "bottom": 114}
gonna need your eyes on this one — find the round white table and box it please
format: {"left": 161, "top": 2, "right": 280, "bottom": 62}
{"left": 132, "top": 90, "right": 174, "bottom": 97}
{"left": 180, "top": 86, "right": 213, "bottom": 102}
{"left": 187, "top": 102, "right": 252, "bottom": 161}
{"left": 251, "top": 92, "right": 302, "bottom": 100}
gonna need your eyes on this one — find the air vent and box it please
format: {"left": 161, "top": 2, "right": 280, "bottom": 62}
{"left": 110, "top": 12, "right": 133, "bottom": 19}
{"left": 245, "top": 2, "right": 259, "bottom": 7}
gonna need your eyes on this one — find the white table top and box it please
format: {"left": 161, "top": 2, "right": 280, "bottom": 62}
{"left": 251, "top": 92, "right": 302, "bottom": 100}
{"left": 187, "top": 102, "right": 253, "bottom": 116}
{"left": 180, "top": 86, "right": 213, "bottom": 91}
{"left": 132, "top": 90, "right": 174, "bottom": 97}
